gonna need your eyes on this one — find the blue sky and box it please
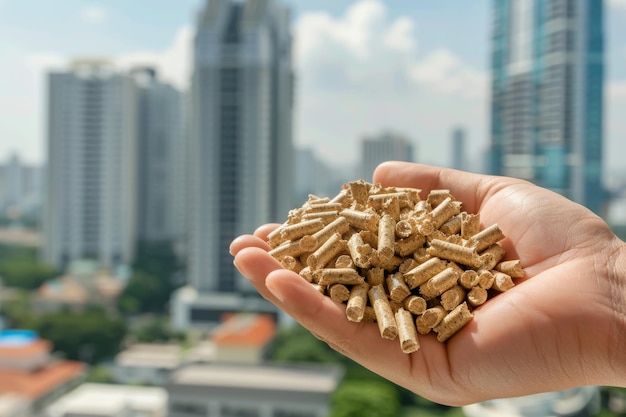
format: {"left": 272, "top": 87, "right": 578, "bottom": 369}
{"left": 1, "top": 0, "right": 625, "bottom": 178}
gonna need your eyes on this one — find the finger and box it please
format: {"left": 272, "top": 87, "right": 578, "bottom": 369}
{"left": 264, "top": 270, "right": 417, "bottom": 375}
{"left": 373, "top": 161, "right": 505, "bottom": 215}
{"left": 254, "top": 223, "right": 281, "bottom": 240}
{"left": 229, "top": 234, "right": 271, "bottom": 256}
{"left": 232, "top": 247, "right": 288, "bottom": 305}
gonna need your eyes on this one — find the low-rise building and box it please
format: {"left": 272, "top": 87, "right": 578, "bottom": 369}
{"left": 0, "top": 394, "right": 31, "bottom": 417}
{"left": 44, "top": 383, "right": 167, "bottom": 417}
{"left": 210, "top": 313, "right": 276, "bottom": 364}
{"left": 113, "top": 344, "right": 182, "bottom": 386}
{"left": 0, "top": 330, "right": 85, "bottom": 415}
{"left": 167, "top": 363, "right": 343, "bottom": 417}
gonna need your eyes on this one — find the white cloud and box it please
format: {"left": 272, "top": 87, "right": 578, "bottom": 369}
{"left": 608, "top": 0, "right": 626, "bottom": 10}
{"left": 79, "top": 5, "right": 109, "bottom": 24}
{"left": 293, "top": 0, "right": 488, "bottom": 169}
{"left": 116, "top": 25, "right": 194, "bottom": 90}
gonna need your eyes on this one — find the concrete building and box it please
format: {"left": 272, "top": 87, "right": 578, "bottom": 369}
{"left": 133, "top": 68, "right": 185, "bottom": 243}
{"left": 42, "top": 59, "right": 137, "bottom": 271}
{"left": 113, "top": 343, "right": 183, "bottom": 386}
{"left": 44, "top": 383, "right": 167, "bottom": 417}
{"left": 451, "top": 127, "right": 467, "bottom": 172}
{"left": 487, "top": 0, "right": 605, "bottom": 214}
{"left": 184, "top": 0, "right": 294, "bottom": 327}
{"left": 463, "top": 386, "right": 600, "bottom": 417}
{"left": 167, "top": 363, "right": 343, "bottom": 417}
{"left": 0, "top": 153, "right": 43, "bottom": 217}
{"left": 358, "top": 131, "right": 414, "bottom": 181}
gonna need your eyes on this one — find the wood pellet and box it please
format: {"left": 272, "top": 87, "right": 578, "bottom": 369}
{"left": 268, "top": 180, "right": 525, "bottom": 354}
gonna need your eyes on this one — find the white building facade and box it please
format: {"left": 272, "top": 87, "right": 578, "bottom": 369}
{"left": 43, "top": 59, "right": 137, "bottom": 270}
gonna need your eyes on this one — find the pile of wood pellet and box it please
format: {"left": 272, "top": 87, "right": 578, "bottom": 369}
{"left": 267, "top": 180, "right": 524, "bottom": 353}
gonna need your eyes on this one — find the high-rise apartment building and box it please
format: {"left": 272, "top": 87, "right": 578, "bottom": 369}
{"left": 451, "top": 127, "right": 467, "bottom": 172}
{"left": 359, "top": 131, "right": 415, "bottom": 181}
{"left": 176, "top": 0, "right": 294, "bottom": 327}
{"left": 133, "top": 68, "right": 185, "bottom": 243}
{"left": 42, "top": 59, "right": 137, "bottom": 270}
{"left": 488, "top": 0, "right": 605, "bottom": 214}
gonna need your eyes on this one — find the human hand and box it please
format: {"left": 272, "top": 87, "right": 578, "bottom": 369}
{"left": 230, "top": 161, "right": 626, "bottom": 405}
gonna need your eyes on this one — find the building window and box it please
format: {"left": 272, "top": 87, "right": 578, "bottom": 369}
{"left": 170, "top": 402, "right": 208, "bottom": 416}
{"left": 221, "top": 405, "right": 259, "bottom": 417}
{"left": 273, "top": 410, "right": 316, "bottom": 417}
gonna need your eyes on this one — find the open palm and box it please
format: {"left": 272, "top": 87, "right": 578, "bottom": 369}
{"left": 230, "top": 161, "right": 626, "bottom": 405}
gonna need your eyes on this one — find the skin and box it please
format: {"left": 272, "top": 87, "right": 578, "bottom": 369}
{"left": 230, "top": 161, "right": 626, "bottom": 406}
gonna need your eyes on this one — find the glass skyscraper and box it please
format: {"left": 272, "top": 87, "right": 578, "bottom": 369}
{"left": 488, "top": 0, "right": 605, "bottom": 214}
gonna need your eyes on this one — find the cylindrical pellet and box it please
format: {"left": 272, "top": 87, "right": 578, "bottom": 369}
{"left": 346, "top": 284, "right": 369, "bottom": 322}
{"left": 395, "top": 308, "right": 420, "bottom": 353}
{"left": 368, "top": 284, "right": 398, "bottom": 340}
{"left": 434, "top": 302, "right": 473, "bottom": 342}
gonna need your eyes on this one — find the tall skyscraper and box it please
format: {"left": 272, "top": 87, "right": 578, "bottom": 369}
{"left": 42, "top": 59, "right": 137, "bottom": 270}
{"left": 451, "top": 127, "right": 467, "bottom": 172}
{"left": 488, "top": 0, "right": 605, "bottom": 214}
{"left": 358, "top": 131, "right": 415, "bottom": 181}
{"left": 133, "top": 68, "right": 185, "bottom": 243}
{"left": 176, "top": 0, "right": 294, "bottom": 328}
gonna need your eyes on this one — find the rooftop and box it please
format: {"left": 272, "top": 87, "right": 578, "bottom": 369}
{"left": 170, "top": 363, "right": 343, "bottom": 394}
{"left": 46, "top": 383, "right": 167, "bottom": 417}
{"left": 0, "top": 360, "right": 85, "bottom": 399}
{"left": 211, "top": 313, "right": 276, "bottom": 348}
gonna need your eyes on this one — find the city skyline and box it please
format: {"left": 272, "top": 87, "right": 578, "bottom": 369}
{"left": 2, "top": 1, "right": 625, "bottom": 180}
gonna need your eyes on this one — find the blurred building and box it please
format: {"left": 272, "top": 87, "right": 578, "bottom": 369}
{"left": 0, "top": 153, "right": 44, "bottom": 218}
{"left": 167, "top": 362, "right": 343, "bottom": 417}
{"left": 487, "top": 0, "right": 605, "bottom": 214}
{"left": 451, "top": 127, "right": 467, "bottom": 171}
{"left": 0, "top": 330, "right": 85, "bottom": 415}
{"left": 183, "top": 0, "right": 294, "bottom": 327}
{"left": 34, "top": 260, "right": 125, "bottom": 314}
{"left": 113, "top": 343, "right": 183, "bottom": 386}
{"left": 294, "top": 147, "right": 347, "bottom": 206}
{"left": 463, "top": 386, "right": 600, "bottom": 417}
{"left": 44, "top": 383, "right": 167, "bottom": 417}
{"left": 132, "top": 67, "right": 185, "bottom": 244}
{"left": 358, "top": 131, "right": 415, "bottom": 181}
{"left": 42, "top": 59, "right": 137, "bottom": 271}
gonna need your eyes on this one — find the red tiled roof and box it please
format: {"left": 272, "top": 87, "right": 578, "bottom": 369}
{"left": 212, "top": 314, "right": 276, "bottom": 348}
{"left": 0, "top": 339, "right": 51, "bottom": 358}
{"left": 0, "top": 361, "right": 85, "bottom": 399}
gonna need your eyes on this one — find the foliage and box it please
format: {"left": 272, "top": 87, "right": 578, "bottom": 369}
{"left": 268, "top": 324, "right": 340, "bottom": 363}
{"left": 117, "top": 240, "right": 182, "bottom": 315}
{"left": 0, "top": 244, "right": 58, "bottom": 289}
{"left": 131, "top": 315, "right": 185, "bottom": 343}
{"left": 26, "top": 308, "right": 126, "bottom": 364}
{"left": 329, "top": 380, "right": 400, "bottom": 417}
{"left": 86, "top": 365, "right": 115, "bottom": 384}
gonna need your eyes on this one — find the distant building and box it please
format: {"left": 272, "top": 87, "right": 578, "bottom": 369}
{"left": 0, "top": 330, "right": 85, "bottom": 414}
{"left": 167, "top": 363, "right": 343, "bottom": 417}
{"left": 113, "top": 343, "right": 183, "bottom": 386}
{"left": 184, "top": 0, "right": 294, "bottom": 327}
{"left": 463, "top": 386, "right": 600, "bottom": 417}
{"left": 358, "top": 131, "right": 414, "bottom": 181}
{"left": 0, "top": 153, "right": 43, "bottom": 217}
{"left": 42, "top": 59, "right": 137, "bottom": 271}
{"left": 451, "top": 127, "right": 467, "bottom": 171}
{"left": 34, "top": 260, "right": 125, "bottom": 314}
{"left": 210, "top": 313, "right": 276, "bottom": 364}
{"left": 44, "top": 383, "right": 167, "bottom": 417}
{"left": 132, "top": 67, "right": 185, "bottom": 243}
{"left": 487, "top": 0, "right": 605, "bottom": 214}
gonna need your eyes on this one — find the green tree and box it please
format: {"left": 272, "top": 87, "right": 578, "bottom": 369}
{"left": 0, "top": 244, "right": 58, "bottom": 289}
{"left": 268, "top": 324, "right": 340, "bottom": 363}
{"left": 31, "top": 308, "right": 126, "bottom": 363}
{"left": 117, "top": 240, "right": 182, "bottom": 315}
{"left": 330, "top": 380, "right": 400, "bottom": 417}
